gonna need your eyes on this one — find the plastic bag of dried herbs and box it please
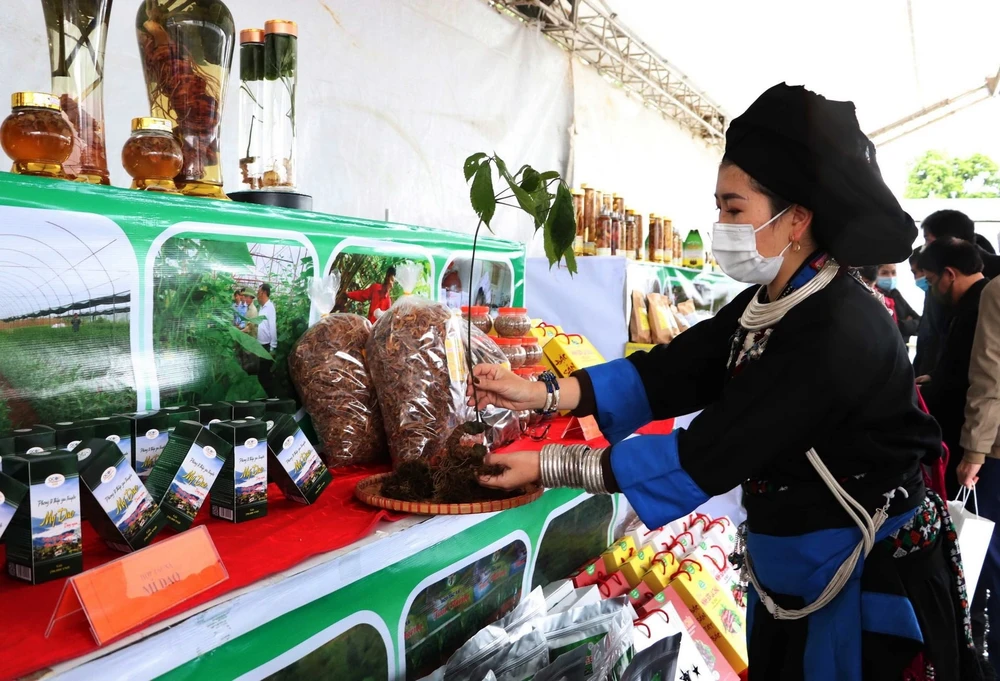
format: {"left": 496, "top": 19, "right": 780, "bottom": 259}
{"left": 470, "top": 328, "right": 521, "bottom": 449}
{"left": 368, "top": 293, "right": 476, "bottom": 466}
{"left": 289, "top": 273, "right": 387, "bottom": 467}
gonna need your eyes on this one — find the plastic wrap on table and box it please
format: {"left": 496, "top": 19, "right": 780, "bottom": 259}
{"left": 288, "top": 313, "right": 387, "bottom": 467}
{"left": 368, "top": 296, "right": 475, "bottom": 465}
{"left": 470, "top": 327, "right": 520, "bottom": 449}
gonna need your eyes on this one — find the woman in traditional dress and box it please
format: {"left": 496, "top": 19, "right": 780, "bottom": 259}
{"left": 470, "top": 84, "right": 983, "bottom": 680}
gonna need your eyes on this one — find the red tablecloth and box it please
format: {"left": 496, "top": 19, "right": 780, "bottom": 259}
{"left": 3, "top": 416, "right": 673, "bottom": 680}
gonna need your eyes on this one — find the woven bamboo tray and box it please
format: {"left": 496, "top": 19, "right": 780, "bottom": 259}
{"left": 355, "top": 472, "right": 544, "bottom": 515}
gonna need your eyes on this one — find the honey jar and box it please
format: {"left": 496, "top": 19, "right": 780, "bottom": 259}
{"left": 1, "top": 92, "right": 73, "bottom": 179}
{"left": 121, "top": 117, "right": 184, "bottom": 193}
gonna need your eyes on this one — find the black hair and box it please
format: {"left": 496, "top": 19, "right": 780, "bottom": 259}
{"left": 385, "top": 266, "right": 397, "bottom": 278}
{"left": 720, "top": 158, "right": 792, "bottom": 218}
{"left": 975, "top": 233, "right": 997, "bottom": 255}
{"left": 909, "top": 246, "right": 922, "bottom": 264}
{"left": 258, "top": 282, "right": 271, "bottom": 296}
{"left": 922, "top": 209, "right": 975, "bottom": 243}
{"left": 917, "top": 237, "right": 984, "bottom": 276}
{"left": 857, "top": 266, "right": 879, "bottom": 283}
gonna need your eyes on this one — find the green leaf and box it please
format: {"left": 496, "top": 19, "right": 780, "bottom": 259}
{"left": 520, "top": 168, "right": 541, "bottom": 193}
{"left": 531, "top": 187, "right": 553, "bottom": 230}
{"left": 464, "top": 153, "right": 487, "bottom": 182}
{"left": 563, "top": 246, "right": 578, "bottom": 275}
{"left": 470, "top": 162, "right": 496, "bottom": 227}
{"left": 544, "top": 184, "right": 577, "bottom": 270}
{"left": 538, "top": 170, "right": 560, "bottom": 182}
{"left": 228, "top": 325, "right": 273, "bottom": 360}
{"left": 493, "top": 156, "right": 537, "bottom": 219}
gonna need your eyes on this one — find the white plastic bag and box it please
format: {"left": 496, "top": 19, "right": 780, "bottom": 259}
{"left": 948, "top": 486, "right": 995, "bottom": 597}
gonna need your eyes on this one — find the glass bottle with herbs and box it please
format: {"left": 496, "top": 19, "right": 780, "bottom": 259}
{"left": 663, "top": 218, "right": 674, "bottom": 264}
{"left": 625, "top": 213, "right": 636, "bottom": 260}
{"left": 573, "top": 188, "right": 585, "bottom": 255}
{"left": 635, "top": 212, "right": 644, "bottom": 261}
{"left": 647, "top": 214, "right": 659, "bottom": 263}
{"left": 595, "top": 211, "right": 612, "bottom": 257}
{"left": 262, "top": 19, "right": 297, "bottom": 190}
{"left": 136, "top": 0, "right": 236, "bottom": 199}
{"left": 41, "top": 0, "right": 113, "bottom": 185}
{"left": 1, "top": 92, "right": 73, "bottom": 179}
{"left": 238, "top": 28, "right": 265, "bottom": 191}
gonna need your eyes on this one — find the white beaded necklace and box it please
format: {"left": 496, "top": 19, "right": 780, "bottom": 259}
{"left": 739, "top": 260, "right": 841, "bottom": 331}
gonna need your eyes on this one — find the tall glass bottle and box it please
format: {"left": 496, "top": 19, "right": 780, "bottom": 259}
{"left": 136, "top": 0, "right": 235, "bottom": 199}
{"left": 238, "top": 28, "right": 265, "bottom": 190}
{"left": 262, "top": 19, "right": 297, "bottom": 190}
{"left": 41, "top": 0, "right": 113, "bottom": 185}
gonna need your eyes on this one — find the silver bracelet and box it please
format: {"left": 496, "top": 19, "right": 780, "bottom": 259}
{"left": 539, "top": 444, "right": 608, "bottom": 494}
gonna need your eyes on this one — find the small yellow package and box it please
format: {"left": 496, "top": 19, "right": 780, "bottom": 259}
{"left": 641, "top": 552, "right": 679, "bottom": 593}
{"left": 668, "top": 560, "right": 749, "bottom": 675}
{"left": 600, "top": 536, "right": 637, "bottom": 574}
{"left": 543, "top": 333, "right": 605, "bottom": 377}
{"left": 625, "top": 342, "right": 656, "bottom": 357}
{"left": 530, "top": 321, "right": 563, "bottom": 345}
{"left": 619, "top": 543, "right": 657, "bottom": 588}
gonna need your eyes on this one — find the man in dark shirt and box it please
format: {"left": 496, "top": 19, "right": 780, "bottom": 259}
{"left": 917, "top": 237, "right": 989, "bottom": 498}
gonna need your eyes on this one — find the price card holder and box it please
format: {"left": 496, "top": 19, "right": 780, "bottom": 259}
{"left": 46, "top": 526, "right": 227, "bottom": 645}
{"left": 562, "top": 415, "right": 603, "bottom": 442}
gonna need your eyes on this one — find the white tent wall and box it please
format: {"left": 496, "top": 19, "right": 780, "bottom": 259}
{"left": 0, "top": 0, "right": 573, "bottom": 249}
{"left": 570, "top": 62, "right": 722, "bottom": 242}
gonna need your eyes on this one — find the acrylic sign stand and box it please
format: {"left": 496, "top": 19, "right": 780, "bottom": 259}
{"left": 562, "top": 415, "right": 603, "bottom": 442}
{"left": 46, "top": 525, "right": 227, "bottom": 645}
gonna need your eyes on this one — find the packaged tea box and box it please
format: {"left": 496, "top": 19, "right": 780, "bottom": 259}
{"left": 120, "top": 411, "right": 170, "bottom": 480}
{"left": 51, "top": 421, "right": 97, "bottom": 453}
{"left": 225, "top": 400, "right": 267, "bottom": 421}
{"left": 4, "top": 450, "right": 83, "bottom": 584}
{"left": 87, "top": 416, "right": 133, "bottom": 458}
{"left": 195, "top": 402, "right": 233, "bottom": 426}
{"left": 78, "top": 438, "right": 166, "bottom": 552}
{"left": 0, "top": 471, "right": 28, "bottom": 541}
{"left": 267, "top": 414, "right": 331, "bottom": 505}
{"left": 261, "top": 397, "right": 297, "bottom": 415}
{"left": 209, "top": 419, "right": 268, "bottom": 523}
{"left": 145, "top": 421, "right": 231, "bottom": 532}
{"left": 12, "top": 425, "right": 56, "bottom": 455}
{"left": 160, "top": 405, "right": 200, "bottom": 431}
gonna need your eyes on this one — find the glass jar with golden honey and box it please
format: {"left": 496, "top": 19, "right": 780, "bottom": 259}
{"left": 122, "top": 117, "right": 184, "bottom": 192}
{"left": 1, "top": 92, "right": 73, "bottom": 179}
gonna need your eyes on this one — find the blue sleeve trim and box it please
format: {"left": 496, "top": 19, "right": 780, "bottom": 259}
{"left": 610, "top": 432, "right": 709, "bottom": 529}
{"left": 861, "top": 592, "right": 924, "bottom": 643}
{"left": 587, "top": 359, "right": 654, "bottom": 445}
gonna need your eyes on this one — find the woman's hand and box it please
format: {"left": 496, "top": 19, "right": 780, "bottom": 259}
{"left": 957, "top": 460, "right": 982, "bottom": 488}
{"left": 467, "top": 364, "right": 544, "bottom": 412}
{"left": 478, "top": 451, "right": 541, "bottom": 490}
{"left": 915, "top": 375, "right": 931, "bottom": 385}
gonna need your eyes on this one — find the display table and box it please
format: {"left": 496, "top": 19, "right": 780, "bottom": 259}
{"left": 4, "top": 417, "right": 674, "bottom": 681}
{"left": 525, "top": 256, "right": 743, "bottom": 360}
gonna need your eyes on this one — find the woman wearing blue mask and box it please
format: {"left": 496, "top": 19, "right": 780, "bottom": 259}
{"left": 469, "top": 84, "right": 982, "bottom": 680}
{"left": 876, "top": 262, "right": 921, "bottom": 343}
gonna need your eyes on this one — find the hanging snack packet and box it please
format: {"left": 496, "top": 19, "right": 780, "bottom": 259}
{"left": 621, "top": 632, "right": 682, "bottom": 681}
{"left": 443, "top": 625, "right": 509, "bottom": 681}
{"left": 629, "top": 291, "right": 652, "bottom": 344}
{"left": 539, "top": 596, "right": 635, "bottom": 661}
{"left": 647, "top": 293, "right": 680, "bottom": 344}
{"left": 483, "top": 625, "right": 549, "bottom": 681}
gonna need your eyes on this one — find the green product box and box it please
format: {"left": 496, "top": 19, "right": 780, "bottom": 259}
{"left": 78, "top": 438, "right": 166, "bottom": 552}
{"left": 119, "top": 411, "right": 171, "bottom": 481}
{"left": 11, "top": 426, "right": 56, "bottom": 455}
{"left": 267, "top": 414, "right": 332, "bottom": 505}
{"left": 50, "top": 421, "right": 97, "bottom": 454}
{"left": 225, "top": 400, "right": 267, "bottom": 421}
{"left": 209, "top": 419, "right": 268, "bottom": 523}
{"left": 260, "top": 398, "right": 297, "bottom": 415}
{"left": 0, "top": 471, "right": 27, "bottom": 541}
{"left": 87, "top": 416, "right": 133, "bottom": 459}
{"left": 145, "top": 421, "right": 230, "bottom": 532}
{"left": 4, "top": 450, "right": 83, "bottom": 584}
{"left": 160, "top": 405, "right": 200, "bottom": 431}
{"left": 195, "top": 402, "right": 233, "bottom": 426}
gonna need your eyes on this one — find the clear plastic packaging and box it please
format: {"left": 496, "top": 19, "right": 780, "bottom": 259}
{"left": 288, "top": 272, "right": 387, "bottom": 467}
{"left": 470, "top": 329, "right": 520, "bottom": 450}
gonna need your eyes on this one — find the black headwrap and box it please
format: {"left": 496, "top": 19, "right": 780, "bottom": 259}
{"left": 724, "top": 83, "right": 915, "bottom": 266}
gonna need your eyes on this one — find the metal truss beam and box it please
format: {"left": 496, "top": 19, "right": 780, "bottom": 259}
{"left": 484, "top": 0, "right": 727, "bottom": 146}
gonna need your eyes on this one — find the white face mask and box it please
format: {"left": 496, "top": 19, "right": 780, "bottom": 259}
{"left": 711, "top": 207, "right": 792, "bottom": 285}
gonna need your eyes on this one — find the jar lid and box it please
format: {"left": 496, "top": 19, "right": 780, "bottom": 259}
{"left": 265, "top": 19, "right": 298, "bottom": 36}
{"left": 470, "top": 306, "right": 489, "bottom": 315}
{"left": 131, "top": 117, "right": 174, "bottom": 132}
{"left": 572, "top": 187, "right": 584, "bottom": 196}
{"left": 495, "top": 338, "right": 522, "bottom": 346}
{"left": 513, "top": 368, "right": 535, "bottom": 377}
{"left": 498, "top": 307, "right": 528, "bottom": 315}
{"left": 521, "top": 337, "right": 540, "bottom": 344}
{"left": 580, "top": 183, "right": 590, "bottom": 189}
{"left": 11, "top": 92, "right": 60, "bottom": 111}
{"left": 240, "top": 28, "right": 265, "bottom": 44}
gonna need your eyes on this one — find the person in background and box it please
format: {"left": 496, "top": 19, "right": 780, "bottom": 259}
{"left": 876, "top": 263, "right": 921, "bottom": 343}
{"left": 857, "top": 265, "right": 896, "bottom": 319}
{"left": 243, "top": 291, "right": 258, "bottom": 336}
{"left": 71, "top": 313, "right": 81, "bottom": 333}
{"left": 232, "top": 291, "right": 246, "bottom": 327}
{"left": 977, "top": 233, "right": 997, "bottom": 256}
{"left": 256, "top": 283, "right": 278, "bottom": 396}
{"left": 345, "top": 266, "right": 396, "bottom": 323}
{"left": 917, "top": 238, "right": 989, "bottom": 498}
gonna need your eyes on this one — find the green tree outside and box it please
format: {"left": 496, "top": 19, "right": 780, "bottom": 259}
{"left": 905, "top": 150, "right": 1000, "bottom": 199}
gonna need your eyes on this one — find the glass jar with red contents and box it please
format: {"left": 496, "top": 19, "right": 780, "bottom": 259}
{"left": 520, "top": 337, "right": 542, "bottom": 366}
{"left": 1, "top": 92, "right": 73, "bottom": 179}
{"left": 494, "top": 307, "right": 531, "bottom": 338}
{"left": 122, "top": 117, "right": 183, "bottom": 192}
{"left": 496, "top": 338, "right": 526, "bottom": 369}
{"left": 461, "top": 305, "right": 493, "bottom": 335}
